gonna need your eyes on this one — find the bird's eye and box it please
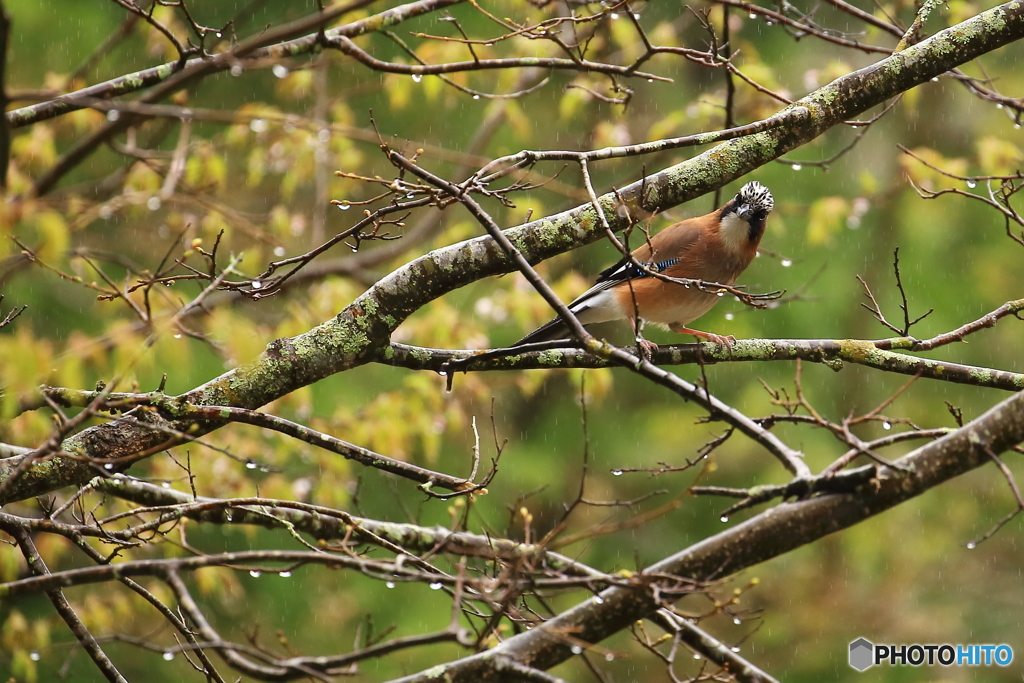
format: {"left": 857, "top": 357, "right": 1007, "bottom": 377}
{"left": 753, "top": 210, "right": 767, "bottom": 222}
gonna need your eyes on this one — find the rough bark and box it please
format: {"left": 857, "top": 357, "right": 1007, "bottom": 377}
{"left": 3, "top": 0, "right": 1024, "bottom": 504}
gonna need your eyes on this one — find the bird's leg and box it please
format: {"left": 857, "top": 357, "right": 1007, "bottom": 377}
{"left": 631, "top": 317, "right": 658, "bottom": 361}
{"left": 668, "top": 324, "right": 736, "bottom": 351}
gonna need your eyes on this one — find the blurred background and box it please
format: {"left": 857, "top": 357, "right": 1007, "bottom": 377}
{"left": 2, "top": 0, "right": 1023, "bottom": 680}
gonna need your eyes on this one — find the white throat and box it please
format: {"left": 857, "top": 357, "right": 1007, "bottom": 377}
{"left": 719, "top": 211, "right": 749, "bottom": 254}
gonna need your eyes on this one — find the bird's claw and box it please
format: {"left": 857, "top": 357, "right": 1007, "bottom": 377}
{"left": 699, "top": 332, "right": 736, "bottom": 352}
{"left": 636, "top": 338, "right": 659, "bottom": 361}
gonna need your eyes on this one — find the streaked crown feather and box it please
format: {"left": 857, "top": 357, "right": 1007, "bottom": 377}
{"left": 736, "top": 181, "right": 774, "bottom": 214}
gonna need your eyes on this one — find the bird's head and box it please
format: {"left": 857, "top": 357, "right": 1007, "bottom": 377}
{"left": 719, "top": 181, "right": 773, "bottom": 248}
{"left": 731, "top": 181, "right": 774, "bottom": 223}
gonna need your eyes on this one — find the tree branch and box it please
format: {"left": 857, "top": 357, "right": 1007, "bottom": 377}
{"left": 390, "top": 388, "right": 1024, "bottom": 681}
{"left": 4, "top": 0, "right": 1024, "bottom": 504}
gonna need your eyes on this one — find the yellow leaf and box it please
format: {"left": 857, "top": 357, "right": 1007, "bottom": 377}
{"left": 806, "top": 196, "right": 848, "bottom": 245}
{"left": 384, "top": 71, "right": 412, "bottom": 110}
{"left": 592, "top": 120, "right": 631, "bottom": 149}
{"left": 274, "top": 69, "right": 314, "bottom": 99}
{"left": 821, "top": 60, "right": 852, "bottom": 84}
{"left": 33, "top": 210, "right": 69, "bottom": 262}
{"left": 331, "top": 101, "right": 355, "bottom": 126}
{"left": 504, "top": 101, "right": 533, "bottom": 142}
{"left": 559, "top": 86, "right": 591, "bottom": 121}
{"left": 859, "top": 170, "right": 878, "bottom": 195}
{"left": 897, "top": 147, "right": 967, "bottom": 191}
{"left": 609, "top": 13, "right": 643, "bottom": 62}
{"left": 977, "top": 136, "right": 1022, "bottom": 176}
{"left": 10, "top": 125, "right": 57, "bottom": 172}
{"left": 648, "top": 111, "right": 687, "bottom": 142}
{"left": 945, "top": 0, "right": 978, "bottom": 26}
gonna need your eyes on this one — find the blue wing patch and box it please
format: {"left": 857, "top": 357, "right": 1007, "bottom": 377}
{"left": 596, "top": 256, "right": 678, "bottom": 284}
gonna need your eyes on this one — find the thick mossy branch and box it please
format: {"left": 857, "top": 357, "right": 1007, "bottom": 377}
{"left": 5, "top": 0, "right": 466, "bottom": 128}
{"left": 3, "top": 1, "right": 1024, "bottom": 504}
{"left": 94, "top": 478, "right": 606, "bottom": 578}
{"left": 393, "top": 388, "right": 1024, "bottom": 682}
{"left": 381, "top": 339, "right": 1024, "bottom": 392}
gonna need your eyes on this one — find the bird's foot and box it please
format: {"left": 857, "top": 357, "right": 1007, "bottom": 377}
{"left": 669, "top": 325, "right": 736, "bottom": 353}
{"left": 636, "top": 337, "right": 659, "bottom": 361}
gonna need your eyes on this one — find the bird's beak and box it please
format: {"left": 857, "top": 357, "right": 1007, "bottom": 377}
{"left": 736, "top": 203, "right": 755, "bottom": 221}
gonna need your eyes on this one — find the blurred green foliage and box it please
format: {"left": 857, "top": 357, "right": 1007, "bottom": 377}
{"left": 2, "top": 0, "right": 1024, "bottom": 681}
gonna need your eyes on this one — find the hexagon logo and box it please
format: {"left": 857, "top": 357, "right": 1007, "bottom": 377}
{"left": 849, "top": 638, "right": 874, "bottom": 671}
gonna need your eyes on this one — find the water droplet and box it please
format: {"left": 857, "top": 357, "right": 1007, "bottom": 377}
{"left": 107, "top": 109, "right": 120, "bottom": 122}
{"left": 249, "top": 570, "right": 261, "bottom": 578}
{"left": 163, "top": 651, "right": 175, "bottom": 661}
{"left": 749, "top": 12, "right": 757, "bottom": 18}
{"left": 996, "top": 103, "right": 1004, "bottom": 109}
{"left": 225, "top": 512, "right": 233, "bottom": 521}
{"left": 724, "top": 312, "right": 734, "bottom": 321}
{"left": 231, "top": 65, "right": 243, "bottom": 77}
{"left": 279, "top": 571, "right": 291, "bottom": 578}
{"left": 967, "top": 179, "right": 977, "bottom": 189}
{"left": 605, "top": 653, "right": 615, "bottom": 661}
{"left": 99, "top": 205, "right": 113, "bottom": 220}
{"left": 250, "top": 280, "right": 262, "bottom": 290}
{"left": 720, "top": 516, "right": 729, "bottom": 523}
{"left": 733, "top": 618, "right": 742, "bottom": 625}
{"left": 731, "top": 646, "right": 741, "bottom": 652}
{"left": 272, "top": 64, "right": 289, "bottom": 79}
{"left": 30, "top": 652, "right": 40, "bottom": 661}
{"left": 386, "top": 581, "right": 396, "bottom": 588}
{"left": 966, "top": 542, "right": 976, "bottom": 549}
{"left": 594, "top": 595, "right": 604, "bottom": 604}
{"left": 647, "top": 78, "right": 654, "bottom": 83}
{"left": 612, "top": 470, "right": 623, "bottom": 476}
{"left": 1016, "top": 124, "right": 1022, "bottom": 130}
{"left": 162, "top": 481, "right": 171, "bottom": 488}
{"left": 781, "top": 258, "right": 793, "bottom": 267}
{"left": 173, "top": 333, "right": 182, "bottom": 339}
{"left": 273, "top": 246, "right": 286, "bottom": 257}
{"left": 147, "top": 196, "right": 162, "bottom": 211}
{"left": 694, "top": 654, "right": 702, "bottom": 660}
{"left": 250, "top": 118, "right": 267, "bottom": 133}
{"left": 430, "top": 582, "right": 443, "bottom": 590}
{"left": 104, "top": 463, "right": 114, "bottom": 470}
{"left": 931, "top": 77, "right": 940, "bottom": 82}
{"left": 337, "top": 202, "right": 351, "bottom": 211}
{"left": 716, "top": 291, "right": 725, "bottom": 297}
{"left": 882, "top": 421, "right": 892, "bottom": 430}
{"left": 412, "top": 73, "right": 423, "bottom": 83}
{"left": 610, "top": 12, "right": 620, "bottom": 19}
{"left": 571, "top": 645, "right": 584, "bottom": 654}
{"left": 765, "top": 20, "right": 773, "bottom": 25}
{"left": 216, "top": 32, "right": 222, "bottom": 38}
{"left": 633, "top": 12, "right": 641, "bottom": 19}
{"left": 791, "top": 164, "right": 803, "bottom": 171}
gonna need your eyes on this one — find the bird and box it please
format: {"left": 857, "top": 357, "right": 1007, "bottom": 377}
{"left": 515, "top": 181, "right": 774, "bottom": 349}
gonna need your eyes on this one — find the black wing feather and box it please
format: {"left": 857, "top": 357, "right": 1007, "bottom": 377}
{"left": 514, "top": 257, "right": 680, "bottom": 345}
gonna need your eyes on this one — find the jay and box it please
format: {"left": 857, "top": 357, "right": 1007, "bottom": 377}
{"left": 516, "top": 181, "right": 774, "bottom": 347}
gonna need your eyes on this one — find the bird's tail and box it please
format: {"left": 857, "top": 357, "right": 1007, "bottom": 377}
{"left": 514, "top": 317, "right": 571, "bottom": 346}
